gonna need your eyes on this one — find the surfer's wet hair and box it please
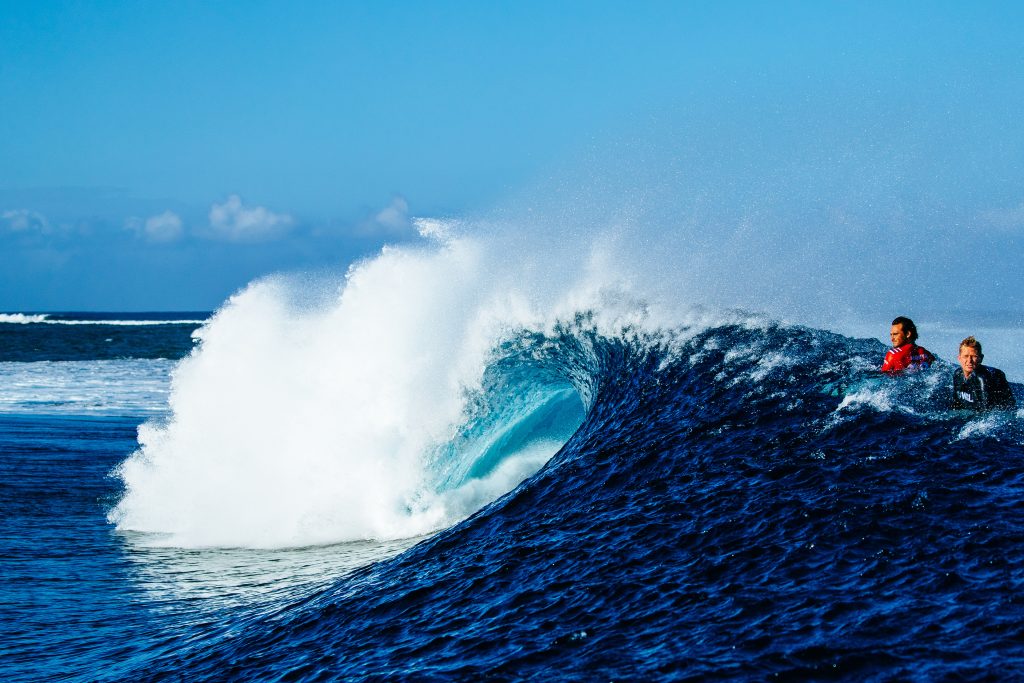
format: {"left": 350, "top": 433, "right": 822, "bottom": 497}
{"left": 892, "top": 316, "right": 918, "bottom": 343}
{"left": 960, "top": 336, "right": 983, "bottom": 355}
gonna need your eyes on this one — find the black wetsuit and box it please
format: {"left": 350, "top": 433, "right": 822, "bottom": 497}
{"left": 951, "top": 365, "right": 1017, "bottom": 411}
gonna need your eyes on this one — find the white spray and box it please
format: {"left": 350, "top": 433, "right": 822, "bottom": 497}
{"left": 109, "top": 223, "right": 654, "bottom": 548}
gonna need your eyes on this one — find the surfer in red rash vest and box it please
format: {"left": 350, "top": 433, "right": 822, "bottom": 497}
{"left": 880, "top": 316, "right": 935, "bottom": 375}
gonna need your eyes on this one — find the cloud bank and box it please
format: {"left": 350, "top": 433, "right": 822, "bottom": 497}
{"left": 208, "top": 195, "right": 295, "bottom": 242}
{"left": 1, "top": 209, "right": 51, "bottom": 234}
{"left": 126, "top": 210, "right": 184, "bottom": 242}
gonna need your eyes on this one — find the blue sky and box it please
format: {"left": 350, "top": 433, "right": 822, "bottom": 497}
{"left": 2, "top": 1, "right": 1023, "bottom": 311}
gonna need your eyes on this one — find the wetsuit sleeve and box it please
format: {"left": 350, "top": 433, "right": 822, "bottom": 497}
{"left": 990, "top": 370, "right": 1017, "bottom": 409}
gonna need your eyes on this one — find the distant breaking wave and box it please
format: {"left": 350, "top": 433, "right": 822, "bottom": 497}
{"left": 0, "top": 313, "right": 207, "bottom": 326}
{"left": 0, "top": 313, "right": 50, "bottom": 324}
{"left": 0, "top": 313, "right": 205, "bottom": 362}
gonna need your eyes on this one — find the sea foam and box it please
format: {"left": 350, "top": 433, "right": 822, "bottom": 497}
{"left": 109, "top": 225, "right": 647, "bottom": 548}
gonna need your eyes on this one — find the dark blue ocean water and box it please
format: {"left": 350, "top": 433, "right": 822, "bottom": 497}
{"left": 3, "top": 313, "right": 1024, "bottom": 681}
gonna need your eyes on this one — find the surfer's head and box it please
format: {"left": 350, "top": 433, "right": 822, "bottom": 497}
{"left": 958, "top": 336, "right": 983, "bottom": 376}
{"left": 890, "top": 316, "right": 918, "bottom": 346}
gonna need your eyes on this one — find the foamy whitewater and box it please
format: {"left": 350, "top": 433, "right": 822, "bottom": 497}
{"left": 0, "top": 359, "right": 173, "bottom": 415}
{"left": 109, "top": 222, "right": 653, "bottom": 548}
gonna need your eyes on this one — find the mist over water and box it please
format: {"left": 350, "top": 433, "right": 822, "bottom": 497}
{"left": 493, "top": 86, "right": 1024, "bottom": 328}
{"left": 494, "top": 88, "right": 1024, "bottom": 378}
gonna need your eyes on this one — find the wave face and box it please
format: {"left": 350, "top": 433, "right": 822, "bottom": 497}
{"left": 117, "top": 314, "right": 1024, "bottom": 679}
{"left": 102, "top": 228, "right": 1024, "bottom": 678}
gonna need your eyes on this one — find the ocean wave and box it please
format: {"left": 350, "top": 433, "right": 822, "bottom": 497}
{"left": 107, "top": 229, "right": 1023, "bottom": 553}
{"left": 0, "top": 313, "right": 206, "bottom": 326}
{"left": 107, "top": 228, "right": 676, "bottom": 549}
{"left": 84, "top": 218, "right": 1024, "bottom": 680}
{"left": 108, "top": 234, "right": 601, "bottom": 549}
{"left": 116, "top": 310, "right": 1024, "bottom": 681}
{"left": 0, "top": 313, "right": 50, "bottom": 324}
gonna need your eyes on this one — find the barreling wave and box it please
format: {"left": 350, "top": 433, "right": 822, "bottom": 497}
{"left": 102, "top": 214, "right": 1024, "bottom": 680}
{"left": 107, "top": 231, "right": 589, "bottom": 548}
{"left": 119, "top": 300, "right": 1024, "bottom": 680}
{"left": 106, "top": 223, "right": 729, "bottom": 548}
{"left": 108, "top": 218, "right": 1022, "bottom": 552}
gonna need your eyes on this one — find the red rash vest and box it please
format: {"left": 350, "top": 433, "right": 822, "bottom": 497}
{"left": 880, "top": 343, "right": 935, "bottom": 374}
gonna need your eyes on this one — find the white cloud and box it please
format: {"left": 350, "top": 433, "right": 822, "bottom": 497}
{"left": 145, "top": 211, "right": 184, "bottom": 242}
{"left": 355, "top": 195, "right": 416, "bottom": 236}
{"left": 208, "top": 195, "right": 294, "bottom": 242}
{"left": 374, "top": 196, "right": 410, "bottom": 232}
{"left": 126, "top": 210, "right": 184, "bottom": 242}
{"left": 1, "top": 209, "right": 50, "bottom": 233}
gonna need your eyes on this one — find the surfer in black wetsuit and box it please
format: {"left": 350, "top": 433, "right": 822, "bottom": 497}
{"left": 951, "top": 336, "right": 1016, "bottom": 411}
